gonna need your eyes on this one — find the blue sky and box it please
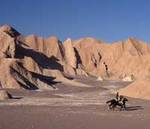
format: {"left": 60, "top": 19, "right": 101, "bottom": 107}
{"left": 0, "top": 0, "right": 150, "bottom": 43}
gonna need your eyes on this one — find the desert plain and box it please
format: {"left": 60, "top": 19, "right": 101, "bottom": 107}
{"left": 0, "top": 76, "right": 149, "bottom": 129}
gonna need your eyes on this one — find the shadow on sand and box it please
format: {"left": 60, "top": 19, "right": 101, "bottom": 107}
{"left": 11, "top": 96, "right": 23, "bottom": 99}
{"left": 125, "top": 106, "right": 144, "bottom": 111}
{"left": 6, "top": 92, "right": 23, "bottom": 100}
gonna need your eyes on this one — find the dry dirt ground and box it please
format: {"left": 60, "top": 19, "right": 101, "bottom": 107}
{"left": 0, "top": 76, "right": 150, "bottom": 129}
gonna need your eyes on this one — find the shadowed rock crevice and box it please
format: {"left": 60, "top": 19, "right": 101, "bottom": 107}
{"left": 10, "top": 66, "right": 38, "bottom": 90}
{"left": 73, "top": 47, "right": 82, "bottom": 68}
{"left": 58, "top": 40, "right": 65, "bottom": 60}
{"left": 98, "top": 52, "right": 102, "bottom": 62}
{"left": 15, "top": 43, "right": 64, "bottom": 71}
{"left": 10, "top": 61, "right": 60, "bottom": 89}
{"left": 16, "top": 80, "right": 38, "bottom": 90}
{"left": 31, "top": 72, "right": 61, "bottom": 87}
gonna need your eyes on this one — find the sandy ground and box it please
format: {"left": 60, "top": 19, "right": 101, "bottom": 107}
{"left": 0, "top": 76, "right": 150, "bottom": 129}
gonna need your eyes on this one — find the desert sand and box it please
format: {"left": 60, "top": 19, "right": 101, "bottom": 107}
{"left": 0, "top": 76, "right": 149, "bottom": 129}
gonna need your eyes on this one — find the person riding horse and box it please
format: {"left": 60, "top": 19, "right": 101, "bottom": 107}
{"left": 106, "top": 92, "right": 128, "bottom": 110}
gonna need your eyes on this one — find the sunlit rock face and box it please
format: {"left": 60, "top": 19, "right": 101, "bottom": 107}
{"left": 0, "top": 25, "right": 65, "bottom": 89}
{"left": 118, "top": 79, "right": 150, "bottom": 100}
{"left": 1, "top": 24, "right": 150, "bottom": 95}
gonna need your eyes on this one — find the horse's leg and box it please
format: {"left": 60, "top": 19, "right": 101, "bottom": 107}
{"left": 117, "top": 103, "right": 123, "bottom": 111}
{"left": 123, "top": 102, "right": 126, "bottom": 110}
{"left": 108, "top": 104, "right": 111, "bottom": 110}
{"left": 109, "top": 103, "right": 113, "bottom": 109}
{"left": 112, "top": 103, "right": 116, "bottom": 111}
{"left": 120, "top": 103, "right": 124, "bottom": 111}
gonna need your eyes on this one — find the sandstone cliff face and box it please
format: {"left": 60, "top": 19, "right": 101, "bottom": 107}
{"left": 0, "top": 24, "right": 20, "bottom": 37}
{"left": 0, "top": 90, "right": 12, "bottom": 100}
{"left": 23, "top": 35, "right": 65, "bottom": 75}
{"left": 1, "top": 24, "right": 150, "bottom": 97}
{"left": 0, "top": 59, "right": 37, "bottom": 89}
{"left": 63, "top": 38, "right": 87, "bottom": 76}
{"left": 24, "top": 35, "right": 65, "bottom": 62}
{"left": 69, "top": 37, "right": 150, "bottom": 80}
{"left": 0, "top": 58, "right": 57, "bottom": 90}
{"left": 63, "top": 38, "right": 76, "bottom": 68}
{"left": 109, "top": 38, "right": 150, "bottom": 80}
{"left": 73, "top": 38, "right": 104, "bottom": 76}
{"left": 0, "top": 25, "right": 66, "bottom": 90}
{"left": 0, "top": 30, "right": 16, "bottom": 58}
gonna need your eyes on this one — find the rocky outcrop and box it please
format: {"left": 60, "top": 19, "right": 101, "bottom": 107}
{"left": 70, "top": 37, "right": 150, "bottom": 80}
{"left": 63, "top": 38, "right": 88, "bottom": 76}
{"left": 0, "top": 90, "right": 12, "bottom": 100}
{"left": 24, "top": 35, "right": 65, "bottom": 62}
{"left": 1, "top": 24, "right": 150, "bottom": 94}
{"left": 0, "top": 30, "right": 16, "bottom": 58}
{"left": 0, "top": 58, "right": 56, "bottom": 90}
{"left": 118, "top": 79, "right": 150, "bottom": 100}
{"left": 0, "top": 24, "right": 20, "bottom": 37}
{"left": 0, "top": 59, "right": 36, "bottom": 89}
{"left": 0, "top": 25, "right": 65, "bottom": 90}
{"left": 73, "top": 38, "right": 104, "bottom": 76}
{"left": 63, "top": 38, "right": 76, "bottom": 68}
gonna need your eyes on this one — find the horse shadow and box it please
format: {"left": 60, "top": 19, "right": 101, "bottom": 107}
{"left": 125, "top": 106, "right": 144, "bottom": 111}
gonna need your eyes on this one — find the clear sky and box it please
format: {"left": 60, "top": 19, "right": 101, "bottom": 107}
{"left": 0, "top": 0, "right": 150, "bottom": 43}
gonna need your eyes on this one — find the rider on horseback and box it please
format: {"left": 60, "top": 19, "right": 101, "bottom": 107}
{"left": 106, "top": 92, "right": 128, "bottom": 110}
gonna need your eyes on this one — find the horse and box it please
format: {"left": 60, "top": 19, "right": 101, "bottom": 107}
{"left": 106, "top": 99, "right": 124, "bottom": 110}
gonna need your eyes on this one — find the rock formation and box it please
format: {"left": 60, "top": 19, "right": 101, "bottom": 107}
{"left": 73, "top": 38, "right": 104, "bottom": 76}
{"left": 0, "top": 25, "right": 65, "bottom": 90}
{"left": 63, "top": 38, "right": 76, "bottom": 68}
{"left": 72, "top": 38, "right": 150, "bottom": 80}
{"left": 1, "top": 24, "right": 150, "bottom": 99}
{"left": 0, "top": 90, "right": 12, "bottom": 100}
{"left": 118, "top": 79, "right": 150, "bottom": 100}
